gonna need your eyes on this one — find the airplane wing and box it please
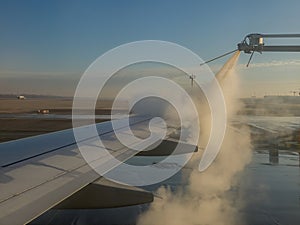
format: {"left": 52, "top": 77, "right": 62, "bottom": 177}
{"left": 0, "top": 115, "right": 171, "bottom": 225}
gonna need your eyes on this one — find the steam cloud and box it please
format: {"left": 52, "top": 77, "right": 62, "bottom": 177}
{"left": 137, "top": 51, "right": 253, "bottom": 225}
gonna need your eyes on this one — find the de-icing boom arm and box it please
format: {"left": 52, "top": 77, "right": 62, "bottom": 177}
{"left": 238, "top": 33, "right": 300, "bottom": 53}
{"left": 200, "top": 33, "right": 300, "bottom": 67}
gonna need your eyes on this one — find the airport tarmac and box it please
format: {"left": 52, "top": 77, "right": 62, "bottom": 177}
{"left": 1, "top": 98, "right": 300, "bottom": 225}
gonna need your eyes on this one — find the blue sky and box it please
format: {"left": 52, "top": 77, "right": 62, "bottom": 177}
{"left": 1, "top": 0, "right": 300, "bottom": 96}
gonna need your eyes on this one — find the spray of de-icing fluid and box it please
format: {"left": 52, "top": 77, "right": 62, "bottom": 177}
{"left": 138, "top": 51, "right": 253, "bottom": 225}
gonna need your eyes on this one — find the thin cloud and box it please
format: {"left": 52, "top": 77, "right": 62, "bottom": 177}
{"left": 237, "top": 59, "right": 300, "bottom": 69}
{"left": 0, "top": 70, "right": 79, "bottom": 78}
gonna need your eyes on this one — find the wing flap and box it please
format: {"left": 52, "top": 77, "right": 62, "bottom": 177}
{"left": 136, "top": 139, "right": 198, "bottom": 156}
{"left": 54, "top": 177, "right": 153, "bottom": 209}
